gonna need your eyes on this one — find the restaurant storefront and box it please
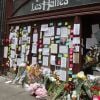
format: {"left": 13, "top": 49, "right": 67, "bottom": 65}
{"left": 5, "top": 0, "right": 100, "bottom": 81}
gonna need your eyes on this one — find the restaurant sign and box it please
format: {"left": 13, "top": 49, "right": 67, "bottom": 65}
{"left": 31, "top": 0, "right": 69, "bottom": 11}
{"left": 14, "top": 0, "right": 100, "bottom": 16}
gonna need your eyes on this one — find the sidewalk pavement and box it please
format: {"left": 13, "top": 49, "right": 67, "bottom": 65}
{"left": 0, "top": 76, "right": 51, "bottom": 100}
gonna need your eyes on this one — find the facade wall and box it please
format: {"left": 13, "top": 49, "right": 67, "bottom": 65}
{"left": 6, "top": 0, "right": 100, "bottom": 78}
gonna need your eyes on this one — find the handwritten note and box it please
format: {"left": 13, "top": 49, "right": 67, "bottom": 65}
{"left": 51, "top": 44, "right": 58, "bottom": 54}
{"left": 43, "top": 56, "right": 49, "bottom": 66}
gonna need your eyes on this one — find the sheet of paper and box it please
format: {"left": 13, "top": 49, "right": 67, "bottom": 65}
{"left": 10, "top": 50, "right": 15, "bottom": 58}
{"left": 10, "top": 44, "right": 16, "bottom": 50}
{"left": 73, "top": 24, "right": 80, "bottom": 35}
{"left": 25, "top": 56, "right": 28, "bottom": 62}
{"left": 28, "top": 26, "right": 31, "bottom": 33}
{"left": 61, "top": 27, "right": 68, "bottom": 37}
{"left": 64, "top": 54, "right": 68, "bottom": 58}
{"left": 26, "top": 49, "right": 29, "bottom": 55}
{"left": 61, "top": 57, "right": 67, "bottom": 68}
{"left": 21, "top": 54, "right": 25, "bottom": 62}
{"left": 73, "top": 53, "right": 79, "bottom": 64}
{"left": 15, "top": 26, "right": 19, "bottom": 30}
{"left": 50, "top": 27, "right": 55, "bottom": 36}
{"left": 40, "top": 31, "right": 43, "bottom": 39}
{"left": 32, "top": 57, "right": 37, "bottom": 65}
{"left": 43, "top": 37, "right": 50, "bottom": 44}
{"left": 11, "top": 37, "right": 18, "bottom": 45}
{"left": 74, "top": 45, "right": 80, "bottom": 52}
{"left": 4, "top": 47, "right": 8, "bottom": 58}
{"left": 22, "top": 36, "right": 27, "bottom": 44}
{"left": 43, "top": 56, "right": 49, "bottom": 66}
{"left": 58, "top": 54, "right": 63, "bottom": 57}
{"left": 92, "top": 24, "right": 100, "bottom": 34}
{"left": 32, "top": 43, "right": 37, "bottom": 53}
{"left": 59, "top": 46, "right": 68, "bottom": 54}
{"left": 44, "top": 27, "right": 54, "bottom": 36}
{"left": 58, "top": 70, "right": 67, "bottom": 81}
{"left": 27, "top": 37, "right": 30, "bottom": 43}
{"left": 56, "top": 28, "right": 61, "bottom": 35}
{"left": 9, "top": 32, "right": 16, "bottom": 40}
{"left": 43, "top": 48, "right": 49, "bottom": 55}
{"left": 69, "top": 40, "right": 74, "bottom": 48}
{"left": 38, "top": 54, "right": 42, "bottom": 60}
{"left": 22, "top": 45, "right": 26, "bottom": 53}
{"left": 51, "top": 44, "right": 58, "bottom": 54}
{"left": 33, "top": 34, "right": 38, "bottom": 43}
{"left": 73, "top": 37, "right": 80, "bottom": 44}
{"left": 18, "top": 37, "right": 22, "bottom": 45}
{"left": 17, "top": 58, "right": 22, "bottom": 66}
{"left": 86, "top": 38, "right": 97, "bottom": 49}
{"left": 50, "top": 55, "right": 56, "bottom": 65}
{"left": 9, "top": 58, "right": 13, "bottom": 67}
{"left": 51, "top": 37, "right": 54, "bottom": 40}
{"left": 14, "top": 37, "right": 18, "bottom": 45}
{"left": 41, "top": 24, "right": 48, "bottom": 31}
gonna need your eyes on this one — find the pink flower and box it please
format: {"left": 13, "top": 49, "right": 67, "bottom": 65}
{"left": 28, "top": 83, "right": 40, "bottom": 95}
{"left": 35, "top": 85, "right": 47, "bottom": 98}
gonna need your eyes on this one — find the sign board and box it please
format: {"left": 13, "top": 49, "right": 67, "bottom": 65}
{"left": 14, "top": 0, "right": 100, "bottom": 16}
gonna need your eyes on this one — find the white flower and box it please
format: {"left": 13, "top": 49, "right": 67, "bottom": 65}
{"left": 49, "top": 77, "right": 56, "bottom": 82}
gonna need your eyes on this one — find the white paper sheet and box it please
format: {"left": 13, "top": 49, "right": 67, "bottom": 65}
{"left": 86, "top": 38, "right": 98, "bottom": 49}
{"left": 40, "top": 31, "right": 43, "bottom": 39}
{"left": 32, "top": 43, "right": 37, "bottom": 53}
{"left": 59, "top": 46, "right": 68, "bottom": 54}
{"left": 11, "top": 37, "right": 18, "bottom": 45}
{"left": 9, "top": 58, "right": 13, "bottom": 67}
{"left": 43, "top": 56, "right": 49, "bottom": 66}
{"left": 10, "top": 44, "right": 16, "bottom": 50}
{"left": 9, "top": 32, "right": 16, "bottom": 40}
{"left": 43, "top": 48, "right": 49, "bottom": 55}
{"left": 16, "top": 26, "right": 19, "bottom": 30}
{"left": 22, "top": 45, "right": 26, "bottom": 53}
{"left": 26, "top": 49, "right": 29, "bottom": 55}
{"left": 92, "top": 24, "right": 100, "bottom": 34}
{"left": 51, "top": 44, "right": 58, "bottom": 54}
{"left": 28, "top": 26, "right": 31, "bottom": 33}
{"left": 27, "top": 37, "right": 30, "bottom": 43}
{"left": 4, "top": 47, "right": 8, "bottom": 58}
{"left": 50, "top": 55, "right": 56, "bottom": 65}
{"left": 56, "top": 28, "right": 61, "bottom": 35}
{"left": 73, "top": 37, "right": 80, "bottom": 44}
{"left": 50, "top": 27, "right": 55, "bottom": 36}
{"left": 33, "top": 34, "right": 38, "bottom": 43}
{"left": 44, "top": 27, "right": 54, "bottom": 36}
{"left": 73, "top": 53, "right": 79, "bottom": 64}
{"left": 57, "top": 70, "right": 67, "bottom": 81}
{"left": 74, "top": 45, "right": 80, "bottom": 52}
{"left": 10, "top": 50, "right": 15, "bottom": 58}
{"left": 73, "top": 24, "right": 80, "bottom": 35}
{"left": 21, "top": 54, "right": 25, "bottom": 62}
{"left": 41, "top": 24, "right": 48, "bottom": 31}
{"left": 14, "top": 37, "right": 18, "bottom": 45}
{"left": 61, "top": 27, "right": 68, "bottom": 37}
{"left": 32, "top": 57, "right": 37, "bottom": 65}
{"left": 43, "top": 37, "right": 50, "bottom": 44}
{"left": 61, "top": 57, "right": 67, "bottom": 68}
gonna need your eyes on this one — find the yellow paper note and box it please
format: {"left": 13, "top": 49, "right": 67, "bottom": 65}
{"left": 64, "top": 54, "right": 68, "bottom": 58}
